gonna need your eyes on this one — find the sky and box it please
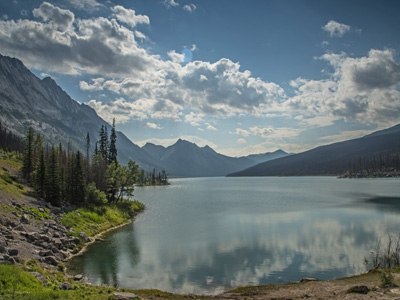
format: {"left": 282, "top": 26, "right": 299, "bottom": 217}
{"left": 1, "top": 0, "right": 400, "bottom": 156}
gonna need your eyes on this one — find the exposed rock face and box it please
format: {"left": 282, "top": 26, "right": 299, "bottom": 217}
{"left": 0, "top": 53, "right": 156, "bottom": 169}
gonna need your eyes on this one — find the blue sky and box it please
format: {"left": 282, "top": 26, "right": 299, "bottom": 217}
{"left": 1, "top": 0, "right": 400, "bottom": 156}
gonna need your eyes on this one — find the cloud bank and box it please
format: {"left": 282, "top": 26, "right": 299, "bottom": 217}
{"left": 0, "top": 3, "right": 399, "bottom": 131}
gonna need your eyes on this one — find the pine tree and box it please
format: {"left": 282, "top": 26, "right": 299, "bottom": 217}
{"left": 45, "top": 147, "right": 61, "bottom": 206}
{"left": 109, "top": 118, "right": 118, "bottom": 164}
{"left": 34, "top": 142, "right": 46, "bottom": 198}
{"left": 22, "top": 127, "right": 35, "bottom": 181}
{"left": 72, "top": 151, "right": 86, "bottom": 205}
{"left": 99, "top": 125, "right": 109, "bottom": 161}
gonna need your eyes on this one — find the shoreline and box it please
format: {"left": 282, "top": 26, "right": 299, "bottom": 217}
{"left": 65, "top": 217, "right": 136, "bottom": 261}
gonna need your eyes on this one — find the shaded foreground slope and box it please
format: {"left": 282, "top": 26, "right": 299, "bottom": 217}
{"left": 229, "top": 124, "right": 400, "bottom": 176}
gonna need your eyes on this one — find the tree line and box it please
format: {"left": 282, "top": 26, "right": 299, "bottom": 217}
{"left": 345, "top": 151, "right": 400, "bottom": 177}
{"left": 0, "top": 122, "right": 24, "bottom": 153}
{"left": 21, "top": 120, "right": 141, "bottom": 207}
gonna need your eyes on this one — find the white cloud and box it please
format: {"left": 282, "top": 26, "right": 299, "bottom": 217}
{"left": 319, "top": 129, "right": 373, "bottom": 144}
{"left": 33, "top": 2, "right": 74, "bottom": 31}
{"left": 288, "top": 49, "right": 400, "bottom": 125}
{"left": 111, "top": 5, "right": 150, "bottom": 28}
{"left": 168, "top": 50, "right": 185, "bottom": 63}
{"left": 206, "top": 123, "right": 217, "bottom": 131}
{"left": 322, "top": 20, "right": 351, "bottom": 37}
{"left": 185, "top": 112, "right": 205, "bottom": 127}
{"left": 0, "top": 4, "right": 155, "bottom": 76}
{"left": 145, "top": 122, "right": 163, "bottom": 130}
{"left": 79, "top": 78, "right": 105, "bottom": 91}
{"left": 237, "top": 138, "right": 246, "bottom": 144}
{"left": 183, "top": 4, "right": 197, "bottom": 12}
{"left": 68, "top": 0, "right": 103, "bottom": 11}
{"left": 163, "top": 0, "right": 179, "bottom": 7}
{"left": 235, "top": 128, "right": 251, "bottom": 137}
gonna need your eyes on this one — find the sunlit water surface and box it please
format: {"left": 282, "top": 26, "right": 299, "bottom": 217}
{"left": 68, "top": 177, "right": 400, "bottom": 295}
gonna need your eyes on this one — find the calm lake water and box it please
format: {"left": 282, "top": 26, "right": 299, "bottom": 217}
{"left": 68, "top": 177, "right": 400, "bottom": 295}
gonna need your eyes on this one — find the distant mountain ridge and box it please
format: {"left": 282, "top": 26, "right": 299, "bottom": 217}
{"left": 0, "top": 53, "right": 288, "bottom": 177}
{"left": 142, "top": 139, "right": 288, "bottom": 177}
{"left": 228, "top": 124, "right": 400, "bottom": 177}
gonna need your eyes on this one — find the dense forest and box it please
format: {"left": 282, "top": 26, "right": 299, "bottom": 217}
{"left": 0, "top": 122, "right": 24, "bottom": 153}
{"left": 343, "top": 151, "right": 400, "bottom": 178}
{"left": 1, "top": 120, "right": 168, "bottom": 207}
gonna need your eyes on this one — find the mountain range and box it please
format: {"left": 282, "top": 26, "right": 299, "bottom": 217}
{"left": 228, "top": 124, "right": 400, "bottom": 176}
{"left": 142, "top": 140, "right": 288, "bottom": 177}
{"left": 0, "top": 53, "right": 288, "bottom": 177}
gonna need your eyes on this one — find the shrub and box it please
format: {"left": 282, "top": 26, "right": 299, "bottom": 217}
{"left": 86, "top": 183, "right": 107, "bottom": 206}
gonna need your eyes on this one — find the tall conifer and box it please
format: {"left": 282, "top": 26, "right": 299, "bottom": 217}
{"left": 22, "top": 127, "right": 35, "bottom": 181}
{"left": 109, "top": 118, "right": 117, "bottom": 164}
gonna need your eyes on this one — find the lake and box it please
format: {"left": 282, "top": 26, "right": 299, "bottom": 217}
{"left": 68, "top": 177, "right": 400, "bottom": 295}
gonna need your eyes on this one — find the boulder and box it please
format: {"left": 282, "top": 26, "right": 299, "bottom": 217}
{"left": 73, "top": 274, "right": 83, "bottom": 281}
{"left": 26, "top": 232, "right": 40, "bottom": 241}
{"left": 43, "top": 256, "right": 58, "bottom": 266}
{"left": 78, "top": 232, "right": 89, "bottom": 242}
{"left": 39, "top": 250, "right": 54, "bottom": 257}
{"left": 59, "top": 282, "right": 72, "bottom": 290}
{"left": 8, "top": 249, "right": 18, "bottom": 256}
{"left": 300, "top": 278, "right": 318, "bottom": 282}
{"left": 348, "top": 285, "right": 369, "bottom": 294}
{"left": 0, "top": 245, "right": 7, "bottom": 253}
{"left": 113, "top": 292, "right": 141, "bottom": 300}
{"left": 30, "top": 272, "right": 48, "bottom": 285}
{"left": 20, "top": 214, "right": 30, "bottom": 224}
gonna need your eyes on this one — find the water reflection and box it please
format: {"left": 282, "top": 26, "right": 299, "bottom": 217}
{"left": 68, "top": 177, "right": 400, "bottom": 295}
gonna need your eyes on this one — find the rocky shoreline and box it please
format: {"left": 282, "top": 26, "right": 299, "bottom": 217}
{"left": 0, "top": 200, "right": 85, "bottom": 269}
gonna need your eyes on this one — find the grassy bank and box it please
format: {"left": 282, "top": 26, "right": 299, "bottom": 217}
{"left": 60, "top": 200, "right": 145, "bottom": 238}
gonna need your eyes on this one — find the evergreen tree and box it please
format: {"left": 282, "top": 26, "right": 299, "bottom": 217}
{"left": 72, "top": 151, "right": 86, "bottom": 205}
{"left": 22, "top": 127, "right": 35, "bottom": 181}
{"left": 91, "top": 153, "right": 109, "bottom": 193}
{"left": 85, "top": 132, "right": 91, "bottom": 184}
{"left": 34, "top": 142, "right": 46, "bottom": 198}
{"left": 99, "top": 125, "right": 109, "bottom": 160}
{"left": 109, "top": 118, "right": 118, "bottom": 164}
{"left": 45, "top": 146, "right": 61, "bottom": 206}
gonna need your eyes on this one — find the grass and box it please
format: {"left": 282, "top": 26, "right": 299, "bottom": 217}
{"left": 0, "top": 262, "right": 117, "bottom": 300}
{"left": 60, "top": 200, "right": 145, "bottom": 238}
{"left": 0, "top": 152, "right": 27, "bottom": 198}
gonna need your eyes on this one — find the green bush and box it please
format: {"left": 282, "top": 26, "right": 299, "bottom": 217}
{"left": 86, "top": 183, "right": 107, "bottom": 206}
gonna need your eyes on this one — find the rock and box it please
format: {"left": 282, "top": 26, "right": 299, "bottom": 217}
{"left": 113, "top": 292, "right": 141, "bottom": 300}
{"left": 0, "top": 245, "right": 7, "bottom": 253}
{"left": 39, "top": 234, "right": 51, "bottom": 242}
{"left": 5, "top": 235, "right": 14, "bottom": 240}
{"left": 78, "top": 232, "right": 89, "bottom": 242}
{"left": 39, "top": 250, "right": 54, "bottom": 257}
{"left": 73, "top": 274, "right": 83, "bottom": 281}
{"left": 39, "top": 208, "right": 45, "bottom": 213}
{"left": 26, "top": 232, "right": 40, "bottom": 241}
{"left": 43, "top": 256, "right": 58, "bottom": 266}
{"left": 7, "top": 256, "right": 16, "bottom": 264}
{"left": 95, "top": 238, "right": 104, "bottom": 242}
{"left": 8, "top": 249, "right": 18, "bottom": 256}
{"left": 30, "top": 272, "right": 48, "bottom": 285}
{"left": 6, "top": 219, "right": 18, "bottom": 228}
{"left": 348, "top": 285, "right": 369, "bottom": 294}
{"left": 14, "top": 224, "right": 25, "bottom": 231}
{"left": 69, "top": 237, "right": 80, "bottom": 244}
{"left": 58, "top": 282, "right": 72, "bottom": 290}
{"left": 20, "top": 214, "right": 30, "bottom": 224}
{"left": 300, "top": 278, "right": 318, "bottom": 282}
